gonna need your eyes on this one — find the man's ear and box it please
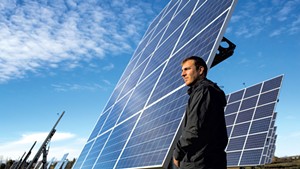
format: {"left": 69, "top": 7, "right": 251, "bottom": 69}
{"left": 198, "top": 66, "right": 204, "bottom": 76}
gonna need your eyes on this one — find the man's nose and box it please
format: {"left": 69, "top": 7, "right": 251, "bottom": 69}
{"left": 181, "top": 71, "right": 186, "bottom": 77}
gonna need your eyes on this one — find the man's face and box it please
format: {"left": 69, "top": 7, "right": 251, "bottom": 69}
{"left": 181, "top": 60, "right": 203, "bottom": 86}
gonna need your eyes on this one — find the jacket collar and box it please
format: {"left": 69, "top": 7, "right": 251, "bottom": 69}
{"left": 187, "top": 78, "right": 206, "bottom": 95}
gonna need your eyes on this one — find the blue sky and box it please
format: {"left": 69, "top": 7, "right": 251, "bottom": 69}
{"left": 0, "top": 0, "right": 300, "bottom": 162}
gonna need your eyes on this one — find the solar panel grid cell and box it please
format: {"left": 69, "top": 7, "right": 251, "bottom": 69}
{"left": 144, "top": 5, "right": 167, "bottom": 39}
{"left": 87, "top": 109, "right": 110, "bottom": 141}
{"left": 225, "top": 113, "right": 237, "bottom": 125}
{"left": 240, "top": 96, "right": 258, "bottom": 111}
{"left": 228, "top": 90, "right": 244, "bottom": 103}
{"left": 225, "top": 101, "right": 240, "bottom": 115}
{"left": 139, "top": 29, "right": 166, "bottom": 64}
{"left": 153, "top": 3, "right": 178, "bottom": 37}
{"left": 147, "top": 54, "right": 187, "bottom": 105}
{"left": 118, "top": 56, "right": 140, "bottom": 85}
{"left": 176, "top": 12, "right": 228, "bottom": 62}
{"left": 260, "top": 156, "right": 266, "bottom": 165}
{"left": 245, "top": 133, "right": 268, "bottom": 149}
{"left": 73, "top": 141, "right": 94, "bottom": 169}
{"left": 132, "top": 33, "right": 153, "bottom": 62}
{"left": 106, "top": 79, "right": 131, "bottom": 110}
{"left": 120, "top": 59, "right": 149, "bottom": 97}
{"left": 227, "top": 152, "right": 242, "bottom": 166}
{"left": 249, "top": 118, "right": 272, "bottom": 134}
{"left": 100, "top": 92, "right": 132, "bottom": 134}
{"left": 93, "top": 115, "right": 138, "bottom": 169}
{"left": 227, "top": 137, "right": 246, "bottom": 151}
{"left": 240, "top": 149, "right": 263, "bottom": 165}
{"left": 226, "top": 126, "right": 233, "bottom": 137}
{"left": 81, "top": 133, "right": 110, "bottom": 169}
{"left": 236, "top": 109, "right": 255, "bottom": 123}
{"left": 254, "top": 103, "right": 276, "bottom": 119}
{"left": 244, "top": 84, "right": 262, "bottom": 98}
{"left": 141, "top": 26, "right": 185, "bottom": 80}
{"left": 258, "top": 89, "right": 279, "bottom": 106}
{"left": 119, "top": 66, "right": 164, "bottom": 122}
{"left": 231, "top": 122, "right": 250, "bottom": 137}
{"left": 262, "top": 76, "right": 282, "bottom": 92}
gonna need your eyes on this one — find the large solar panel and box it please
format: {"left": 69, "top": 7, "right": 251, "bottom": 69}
{"left": 73, "top": 0, "right": 237, "bottom": 168}
{"left": 225, "top": 75, "right": 283, "bottom": 167}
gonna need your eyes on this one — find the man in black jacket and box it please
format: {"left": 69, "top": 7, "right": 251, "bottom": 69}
{"left": 173, "top": 56, "right": 228, "bottom": 169}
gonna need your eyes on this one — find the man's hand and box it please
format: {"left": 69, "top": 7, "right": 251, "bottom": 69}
{"left": 173, "top": 157, "right": 180, "bottom": 168}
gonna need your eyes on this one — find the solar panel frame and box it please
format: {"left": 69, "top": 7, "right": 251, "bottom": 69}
{"left": 73, "top": 0, "right": 238, "bottom": 168}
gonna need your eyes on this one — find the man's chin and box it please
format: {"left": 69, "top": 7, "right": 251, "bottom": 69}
{"left": 185, "top": 82, "right": 192, "bottom": 86}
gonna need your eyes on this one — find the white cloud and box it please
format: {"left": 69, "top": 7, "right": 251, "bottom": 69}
{"left": 277, "top": 1, "right": 295, "bottom": 21}
{"left": 288, "top": 16, "right": 300, "bottom": 35}
{"left": 102, "top": 63, "right": 115, "bottom": 71}
{"left": 269, "top": 27, "right": 285, "bottom": 37}
{"left": 102, "top": 79, "right": 112, "bottom": 86}
{"left": 51, "top": 83, "right": 106, "bottom": 92}
{"left": 0, "top": 131, "right": 84, "bottom": 161}
{"left": 230, "top": 15, "right": 242, "bottom": 23}
{"left": 0, "top": 0, "right": 159, "bottom": 83}
{"left": 238, "top": 58, "right": 249, "bottom": 64}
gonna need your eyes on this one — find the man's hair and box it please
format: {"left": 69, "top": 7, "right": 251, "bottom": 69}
{"left": 181, "top": 56, "right": 208, "bottom": 77}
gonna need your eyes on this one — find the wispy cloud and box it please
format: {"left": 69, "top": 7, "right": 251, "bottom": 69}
{"left": 288, "top": 15, "right": 300, "bottom": 35}
{"left": 0, "top": 0, "right": 159, "bottom": 83}
{"left": 269, "top": 27, "right": 285, "bottom": 37}
{"left": 51, "top": 83, "right": 105, "bottom": 92}
{"left": 102, "top": 63, "right": 115, "bottom": 71}
{"left": 102, "top": 79, "right": 112, "bottom": 86}
{"left": 229, "top": 1, "right": 300, "bottom": 38}
{"left": 230, "top": 2, "right": 267, "bottom": 38}
{"left": 0, "top": 131, "right": 83, "bottom": 160}
{"left": 276, "top": 1, "right": 296, "bottom": 21}
{"left": 238, "top": 58, "right": 249, "bottom": 64}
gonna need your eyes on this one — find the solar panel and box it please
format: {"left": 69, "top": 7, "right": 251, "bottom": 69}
{"left": 54, "top": 153, "right": 69, "bottom": 169}
{"left": 62, "top": 160, "right": 69, "bottom": 169}
{"left": 73, "top": 0, "right": 237, "bottom": 168}
{"left": 47, "top": 157, "right": 55, "bottom": 169}
{"left": 225, "top": 75, "right": 283, "bottom": 167}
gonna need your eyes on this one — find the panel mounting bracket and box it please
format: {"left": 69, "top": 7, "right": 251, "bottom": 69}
{"left": 211, "top": 37, "right": 236, "bottom": 68}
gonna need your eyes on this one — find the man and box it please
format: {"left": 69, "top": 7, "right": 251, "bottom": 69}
{"left": 173, "top": 56, "right": 228, "bottom": 169}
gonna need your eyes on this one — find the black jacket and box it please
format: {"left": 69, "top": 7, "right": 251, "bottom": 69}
{"left": 173, "top": 78, "right": 228, "bottom": 169}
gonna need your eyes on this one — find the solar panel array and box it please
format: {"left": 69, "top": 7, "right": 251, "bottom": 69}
{"left": 73, "top": 0, "right": 237, "bottom": 168}
{"left": 225, "top": 75, "right": 283, "bottom": 167}
{"left": 263, "top": 112, "right": 277, "bottom": 164}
